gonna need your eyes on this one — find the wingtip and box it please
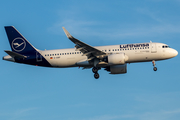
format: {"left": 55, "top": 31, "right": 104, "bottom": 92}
{"left": 62, "top": 27, "right": 67, "bottom": 33}
{"left": 62, "top": 27, "right": 72, "bottom": 38}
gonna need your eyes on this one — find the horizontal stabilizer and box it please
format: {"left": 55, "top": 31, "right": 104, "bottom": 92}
{"left": 4, "top": 50, "right": 27, "bottom": 59}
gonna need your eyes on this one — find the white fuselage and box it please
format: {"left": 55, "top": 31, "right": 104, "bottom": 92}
{"left": 3, "top": 26, "right": 178, "bottom": 79}
{"left": 38, "top": 42, "right": 178, "bottom": 68}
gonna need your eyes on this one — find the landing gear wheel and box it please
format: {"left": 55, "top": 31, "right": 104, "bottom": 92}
{"left": 94, "top": 73, "right": 100, "bottom": 79}
{"left": 153, "top": 67, "right": 157, "bottom": 71}
{"left": 152, "top": 60, "right": 157, "bottom": 71}
{"left": 92, "top": 67, "right": 98, "bottom": 73}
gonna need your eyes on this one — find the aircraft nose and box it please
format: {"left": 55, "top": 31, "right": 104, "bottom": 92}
{"left": 171, "top": 49, "right": 178, "bottom": 57}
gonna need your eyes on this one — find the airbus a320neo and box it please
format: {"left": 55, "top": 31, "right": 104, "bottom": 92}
{"left": 3, "top": 26, "right": 178, "bottom": 79}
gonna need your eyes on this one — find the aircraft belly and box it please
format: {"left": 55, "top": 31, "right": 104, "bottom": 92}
{"left": 127, "top": 52, "right": 163, "bottom": 63}
{"left": 127, "top": 54, "right": 147, "bottom": 62}
{"left": 48, "top": 55, "right": 86, "bottom": 67}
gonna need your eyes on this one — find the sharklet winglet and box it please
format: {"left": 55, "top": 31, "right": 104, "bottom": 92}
{"left": 62, "top": 27, "right": 73, "bottom": 39}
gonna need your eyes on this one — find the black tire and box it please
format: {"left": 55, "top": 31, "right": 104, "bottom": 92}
{"left": 153, "top": 67, "right": 157, "bottom": 71}
{"left": 92, "top": 67, "right": 98, "bottom": 73}
{"left": 94, "top": 73, "right": 100, "bottom": 79}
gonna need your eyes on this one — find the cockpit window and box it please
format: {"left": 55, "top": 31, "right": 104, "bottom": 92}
{"left": 162, "top": 45, "right": 170, "bottom": 48}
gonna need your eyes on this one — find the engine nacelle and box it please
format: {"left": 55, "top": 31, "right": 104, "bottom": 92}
{"left": 107, "top": 53, "right": 128, "bottom": 65}
{"left": 110, "top": 64, "right": 127, "bottom": 74}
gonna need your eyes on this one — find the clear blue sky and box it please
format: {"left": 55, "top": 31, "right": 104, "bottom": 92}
{"left": 0, "top": 0, "right": 180, "bottom": 120}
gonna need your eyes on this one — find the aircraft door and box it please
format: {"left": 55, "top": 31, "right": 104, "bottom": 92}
{"left": 151, "top": 43, "right": 157, "bottom": 53}
{"left": 36, "top": 52, "right": 42, "bottom": 62}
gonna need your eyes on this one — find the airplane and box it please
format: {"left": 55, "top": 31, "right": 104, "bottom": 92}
{"left": 3, "top": 26, "right": 178, "bottom": 79}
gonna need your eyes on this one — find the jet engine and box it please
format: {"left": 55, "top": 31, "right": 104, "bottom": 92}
{"left": 107, "top": 53, "right": 128, "bottom": 65}
{"left": 110, "top": 64, "right": 127, "bottom": 74}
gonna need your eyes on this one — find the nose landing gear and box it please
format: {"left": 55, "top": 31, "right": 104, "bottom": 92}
{"left": 152, "top": 60, "right": 157, "bottom": 71}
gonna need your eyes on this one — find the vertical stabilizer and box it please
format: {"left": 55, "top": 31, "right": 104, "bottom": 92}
{"left": 4, "top": 26, "right": 37, "bottom": 54}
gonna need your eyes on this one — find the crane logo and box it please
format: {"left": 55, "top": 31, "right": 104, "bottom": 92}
{"left": 12, "top": 38, "right": 26, "bottom": 52}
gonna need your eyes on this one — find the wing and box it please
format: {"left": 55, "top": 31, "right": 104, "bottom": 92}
{"left": 62, "top": 27, "right": 106, "bottom": 59}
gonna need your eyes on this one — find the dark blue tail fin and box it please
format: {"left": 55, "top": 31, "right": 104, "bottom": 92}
{"left": 5, "top": 26, "right": 37, "bottom": 54}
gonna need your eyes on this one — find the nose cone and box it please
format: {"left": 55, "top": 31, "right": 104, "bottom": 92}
{"left": 173, "top": 49, "right": 178, "bottom": 57}
{"left": 170, "top": 49, "right": 178, "bottom": 58}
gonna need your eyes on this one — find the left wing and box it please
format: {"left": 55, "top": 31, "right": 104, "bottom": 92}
{"left": 62, "top": 27, "right": 106, "bottom": 59}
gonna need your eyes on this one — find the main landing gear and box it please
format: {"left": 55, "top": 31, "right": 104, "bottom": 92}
{"left": 92, "top": 67, "right": 100, "bottom": 79}
{"left": 152, "top": 60, "right": 157, "bottom": 71}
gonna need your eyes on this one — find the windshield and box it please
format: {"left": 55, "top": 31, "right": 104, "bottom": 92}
{"left": 162, "top": 45, "right": 170, "bottom": 48}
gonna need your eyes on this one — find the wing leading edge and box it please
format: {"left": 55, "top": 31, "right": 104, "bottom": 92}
{"left": 62, "top": 27, "right": 106, "bottom": 59}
